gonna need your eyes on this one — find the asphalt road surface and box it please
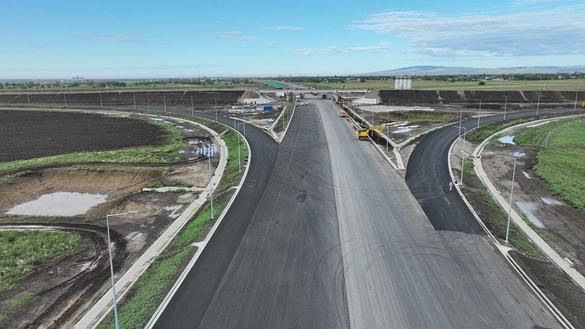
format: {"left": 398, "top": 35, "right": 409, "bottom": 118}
{"left": 154, "top": 101, "right": 564, "bottom": 329}
{"left": 406, "top": 107, "right": 579, "bottom": 233}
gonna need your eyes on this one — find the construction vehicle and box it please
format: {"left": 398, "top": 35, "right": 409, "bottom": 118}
{"left": 357, "top": 128, "right": 370, "bottom": 140}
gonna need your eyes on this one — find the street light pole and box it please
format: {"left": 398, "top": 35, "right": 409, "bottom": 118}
{"left": 505, "top": 157, "right": 517, "bottom": 244}
{"left": 105, "top": 211, "right": 137, "bottom": 329}
{"left": 458, "top": 127, "right": 467, "bottom": 186}
{"left": 458, "top": 107, "right": 463, "bottom": 136}
{"left": 163, "top": 94, "right": 167, "bottom": 113}
{"left": 207, "top": 147, "right": 214, "bottom": 219}
{"left": 477, "top": 100, "right": 482, "bottom": 128}
{"left": 504, "top": 95, "right": 508, "bottom": 120}
{"left": 536, "top": 92, "right": 541, "bottom": 115}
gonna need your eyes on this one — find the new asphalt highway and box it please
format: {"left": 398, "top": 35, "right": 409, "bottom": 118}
{"left": 406, "top": 107, "right": 578, "bottom": 233}
{"left": 153, "top": 101, "right": 567, "bottom": 329}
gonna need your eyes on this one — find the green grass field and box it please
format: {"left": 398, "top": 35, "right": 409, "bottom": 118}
{"left": 293, "top": 79, "right": 585, "bottom": 91}
{"left": 98, "top": 121, "right": 249, "bottom": 329}
{"left": 0, "top": 231, "right": 86, "bottom": 294}
{"left": 515, "top": 117, "right": 585, "bottom": 211}
{"left": 0, "top": 118, "right": 185, "bottom": 174}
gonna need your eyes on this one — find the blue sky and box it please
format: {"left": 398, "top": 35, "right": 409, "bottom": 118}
{"left": 2, "top": 0, "right": 584, "bottom": 78}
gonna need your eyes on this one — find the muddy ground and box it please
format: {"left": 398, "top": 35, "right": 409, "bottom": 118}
{"left": 449, "top": 125, "right": 585, "bottom": 328}
{"left": 0, "top": 112, "right": 218, "bottom": 329}
{"left": 482, "top": 127, "right": 585, "bottom": 276}
{"left": 0, "top": 110, "right": 167, "bottom": 162}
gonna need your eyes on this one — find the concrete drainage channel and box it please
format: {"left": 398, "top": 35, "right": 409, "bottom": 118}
{"left": 73, "top": 112, "right": 245, "bottom": 329}
{"left": 447, "top": 117, "right": 583, "bottom": 329}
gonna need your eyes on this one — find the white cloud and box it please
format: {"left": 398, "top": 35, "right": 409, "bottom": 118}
{"left": 326, "top": 43, "right": 391, "bottom": 54}
{"left": 81, "top": 34, "right": 137, "bottom": 42}
{"left": 215, "top": 31, "right": 259, "bottom": 41}
{"left": 352, "top": 6, "right": 585, "bottom": 57}
{"left": 268, "top": 25, "right": 307, "bottom": 31}
{"left": 296, "top": 48, "right": 316, "bottom": 56}
{"left": 295, "top": 43, "right": 391, "bottom": 56}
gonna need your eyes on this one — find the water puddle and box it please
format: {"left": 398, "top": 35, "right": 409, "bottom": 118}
{"left": 7, "top": 192, "right": 107, "bottom": 216}
{"left": 513, "top": 151, "right": 526, "bottom": 158}
{"left": 541, "top": 197, "right": 563, "bottom": 206}
{"left": 498, "top": 135, "right": 516, "bottom": 145}
{"left": 516, "top": 201, "right": 545, "bottom": 228}
{"left": 393, "top": 127, "right": 413, "bottom": 134}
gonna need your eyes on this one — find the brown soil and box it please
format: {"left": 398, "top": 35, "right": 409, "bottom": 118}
{"left": 0, "top": 110, "right": 167, "bottom": 162}
{"left": 483, "top": 139, "right": 585, "bottom": 275}
{"left": 512, "top": 251, "right": 585, "bottom": 328}
{"left": 0, "top": 167, "right": 162, "bottom": 218}
{"left": 0, "top": 224, "right": 127, "bottom": 329}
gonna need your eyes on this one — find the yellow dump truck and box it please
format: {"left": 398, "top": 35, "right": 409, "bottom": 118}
{"left": 357, "top": 128, "right": 370, "bottom": 140}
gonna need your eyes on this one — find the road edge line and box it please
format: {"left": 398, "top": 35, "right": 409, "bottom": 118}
{"left": 74, "top": 114, "right": 228, "bottom": 329}
{"left": 447, "top": 123, "right": 576, "bottom": 329}
{"left": 143, "top": 126, "right": 251, "bottom": 329}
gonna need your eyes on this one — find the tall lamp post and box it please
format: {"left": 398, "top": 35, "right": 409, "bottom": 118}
{"left": 477, "top": 100, "right": 482, "bottom": 128}
{"left": 454, "top": 126, "right": 468, "bottom": 186}
{"left": 106, "top": 211, "right": 138, "bottom": 329}
{"left": 496, "top": 154, "right": 517, "bottom": 244}
{"left": 503, "top": 95, "right": 508, "bottom": 120}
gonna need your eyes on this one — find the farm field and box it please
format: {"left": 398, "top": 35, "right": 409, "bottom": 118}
{"left": 0, "top": 81, "right": 262, "bottom": 93}
{"left": 515, "top": 117, "right": 585, "bottom": 211}
{"left": 293, "top": 78, "right": 585, "bottom": 90}
{"left": 0, "top": 110, "right": 167, "bottom": 162}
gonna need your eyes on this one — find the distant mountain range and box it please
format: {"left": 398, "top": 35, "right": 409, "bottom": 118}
{"left": 366, "top": 65, "right": 585, "bottom": 76}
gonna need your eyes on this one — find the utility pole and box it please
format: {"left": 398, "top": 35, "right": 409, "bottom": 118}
{"left": 536, "top": 91, "right": 541, "bottom": 115}
{"left": 27, "top": 94, "right": 30, "bottom": 105}
{"left": 503, "top": 95, "right": 508, "bottom": 120}
{"left": 99, "top": 93, "right": 103, "bottom": 109}
{"left": 64, "top": 94, "right": 68, "bottom": 108}
{"left": 574, "top": 91, "right": 579, "bottom": 113}
{"left": 133, "top": 93, "right": 136, "bottom": 110}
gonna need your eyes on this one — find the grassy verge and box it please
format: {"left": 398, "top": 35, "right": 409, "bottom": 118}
{"left": 515, "top": 118, "right": 585, "bottom": 211}
{"left": 273, "top": 103, "right": 294, "bottom": 133}
{"left": 0, "top": 231, "right": 87, "bottom": 293}
{"left": 0, "top": 119, "right": 185, "bottom": 175}
{"left": 98, "top": 120, "right": 248, "bottom": 329}
{"left": 459, "top": 162, "right": 542, "bottom": 257}
{"left": 465, "top": 118, "right": 539, "bottom": 143}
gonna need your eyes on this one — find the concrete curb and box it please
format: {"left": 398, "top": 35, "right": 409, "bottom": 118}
{"left": 277, "top": 102, "right": 297, "bottom": 143}
{"left": 143, "top": 127, "right": 251, "bottom": 329}
{"left": 472, "top": 116, "right": 585, "bottom": 292}
{"left": 74, "top": 114, "right": 230, "bottom": 329}
{"left": 447, "top": 124, "right": 575, "bottom": 329}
